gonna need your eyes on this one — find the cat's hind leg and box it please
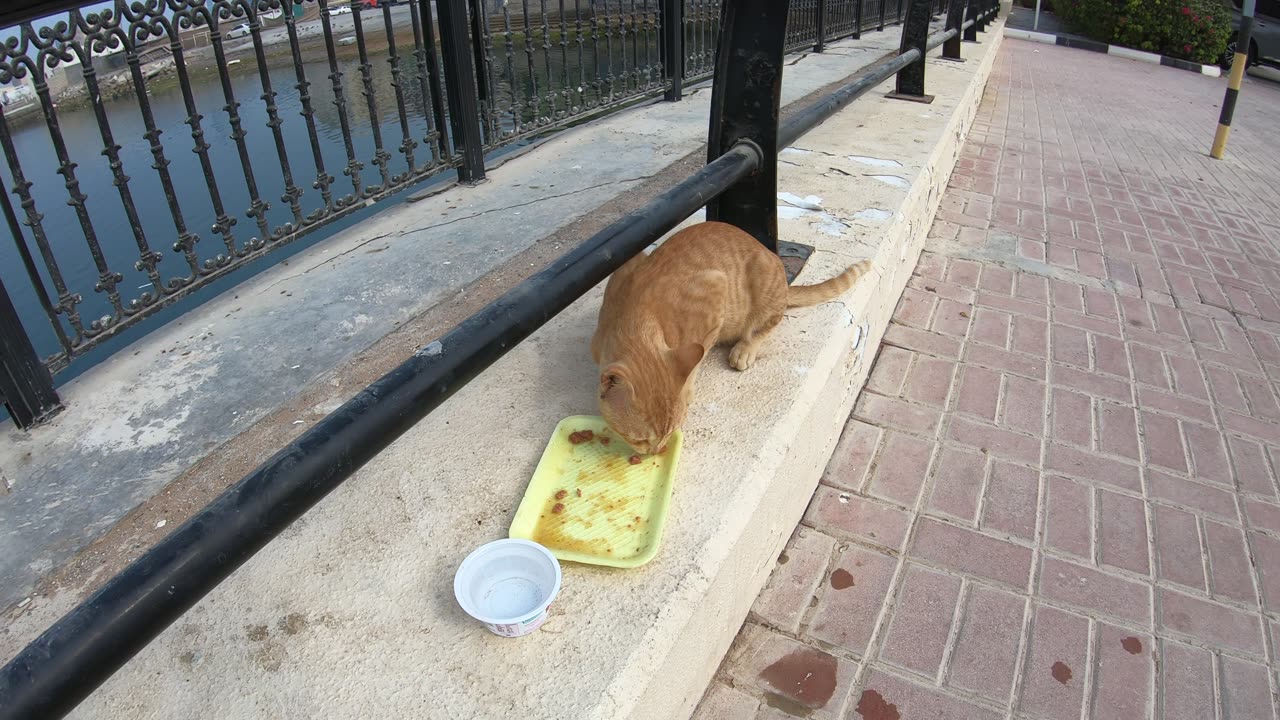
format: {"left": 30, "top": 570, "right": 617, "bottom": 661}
{"left": 728, "top": 312, "right": 783, "bottom": 371}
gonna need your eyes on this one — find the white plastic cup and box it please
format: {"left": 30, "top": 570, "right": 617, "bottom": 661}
{"left": 454, "top": 538, "right": 562, "bottom": 638}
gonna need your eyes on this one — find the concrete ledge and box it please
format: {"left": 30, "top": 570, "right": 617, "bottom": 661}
{"left": 1004, "top": 27, "right": 1223, "bottom": 77}
{"left": 42, "top": 27, "right": 1004, "bottom": 720}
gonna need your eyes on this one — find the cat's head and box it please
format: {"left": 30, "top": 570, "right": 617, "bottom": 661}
{"left": 598, "top": 343, "right": 705, "bottom": 455}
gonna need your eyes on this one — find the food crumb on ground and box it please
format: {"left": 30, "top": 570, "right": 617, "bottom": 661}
{"left": 599, "top": 436, "right": 611, "bottom": 445}
{"left": 628, "top": 455, "right": 642, "bottom": 465}
{"left": 554, "top": 489, "right": 567, "bottom": 500}
{"left": 568, "top": 430, "right": 594, "bottom": 444}
{"left": 552, "top": 503, "right": 565, "bottom": 514}
{"left": 575, "top": 488, "right": 582, "bottom": 497}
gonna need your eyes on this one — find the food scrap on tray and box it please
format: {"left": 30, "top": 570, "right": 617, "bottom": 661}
{"left": 568, "top": 429, "right": 594, "bottom": 444}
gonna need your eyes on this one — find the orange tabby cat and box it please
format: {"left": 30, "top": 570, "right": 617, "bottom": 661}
{"left": 591, "top": 221, "right": 873, "bottom": 454}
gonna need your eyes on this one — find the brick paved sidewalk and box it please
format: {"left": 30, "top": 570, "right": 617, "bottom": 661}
{"left": 695, "top": 40, "right": 1280, "bottom": 720}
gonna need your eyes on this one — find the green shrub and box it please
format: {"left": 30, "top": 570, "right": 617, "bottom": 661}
{"left": 1054, "top": 0, "right": 1233, "bottom": 64}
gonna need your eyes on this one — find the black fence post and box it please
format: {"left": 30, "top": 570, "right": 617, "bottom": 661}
{"left": 854, "top": 0, "right": 863, "bottom": 38}
{"left": 964, "top": 0, "right": 979, "bottom": 41}
{"left": 467, "top": 0, "right": 490, "bottom": 109}
{"left": 815, "top": 0, "right": 827, "bottom": 52}
{"left": 879, "top": 0, "right": 886, "bottom": 30}
{"left": 888, "top": 0, "right": 935, "bottom": 102}
{"left": 661, "top": 0, "right": 684, "bottom": 101}
{"left": 435, "top": 0, "right": 486, "bottom": 183}
{"left": 705, "top": 0, "right": 792, "bottom": 252}
{"left": 0, "top": 275, "right": 60, "bottom": 430}
{"left": 942, "top": 0, "right": 967, "bottom": 59}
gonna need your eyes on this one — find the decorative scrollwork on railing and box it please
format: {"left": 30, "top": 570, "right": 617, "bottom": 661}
{"left": 0, "top": 0, "right": 912, "bottom": 376}
{"left": 0, "top": 0, "right": 455, "bottom": 372}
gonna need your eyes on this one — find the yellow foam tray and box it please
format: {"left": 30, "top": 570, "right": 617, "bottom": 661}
{"left": 509, "top": 415, "right": 682, "bottom": 568}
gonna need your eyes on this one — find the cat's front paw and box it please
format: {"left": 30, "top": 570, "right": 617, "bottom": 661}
{"left": 729, "top": 342, "right": 758, "bottom": 371}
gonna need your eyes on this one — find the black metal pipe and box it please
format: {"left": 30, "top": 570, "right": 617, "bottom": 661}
{"left": 927, "top": 27, "right": 959, "bottom": 53}
{"left": 778, "top": 47, "right": 920, "bottom": 148}
{"left": 0, "top": 143, "right": 759, "bottom": 720}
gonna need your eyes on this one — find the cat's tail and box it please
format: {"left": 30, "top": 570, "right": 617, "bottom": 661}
{"left": 786, "top": 259, "right": 874, "bottom": 309}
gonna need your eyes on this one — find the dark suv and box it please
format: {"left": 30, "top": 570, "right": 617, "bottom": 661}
{"left": 1225, "top": 0, "right": 1280, "bottom": 67}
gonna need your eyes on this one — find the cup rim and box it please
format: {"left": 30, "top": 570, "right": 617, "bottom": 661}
{"left": 454, "top": 538, "right": 562, "bottom": 625}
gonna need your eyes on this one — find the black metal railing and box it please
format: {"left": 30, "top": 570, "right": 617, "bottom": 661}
{"left": 0, "top": 0, "right": 966, "bottom": 429}
{"left": 0, "top": 0, "right": 999, "bottom": 715}
{"left": 0, "top": 0, "right": 916, "bottom": 428}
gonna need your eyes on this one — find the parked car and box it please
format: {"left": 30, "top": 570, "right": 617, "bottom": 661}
{"left": 1224, "top": 0, "right": 1280, "bottom": 67}
{"left": 327, "top": 5, "right": 353, "bottom": 16}
{"left": 225, "top": 23, "right": 251, "bottom": 39}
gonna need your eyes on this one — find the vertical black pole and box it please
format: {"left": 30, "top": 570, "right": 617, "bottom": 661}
{"left": 879, "top": 0, "right": 886, "bottom": 30}
{"left": 942, "top": 0, "right": 966, "bottom": 59}
{"left": 0, "top": 274, "right": 60, "bottom": 430}
{"left": 705, "top": 0, "right": 792, "bottom": 252}
{"left": 661, "top": 0, "right": 684, "bottom": 101}
{"left": 467, "top": 0, "right": 490, "bottom": 109}
{"left": 418, "top": 0, "right": 455, "bottom": 159}
{"left": 815, "top": 0, "right": 827, "bottom": 52}
{"left": 436, "top": 0, "right": 487, "bottom": 183}
{"left": 963, "top": 0, "right": 978, "bottom": 41}
{"left": 888, "top": 0, "right": 935, "bottom": 102}
{"left": 854, "top": 0, "right": 863, "bottom": 38}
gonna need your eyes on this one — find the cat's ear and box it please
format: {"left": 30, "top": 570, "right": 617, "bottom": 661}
{"left": 600, "top": 363, "right": 631, "bottom": 401}
{"left": 671, "top": 343, "right": 705, "bottom": 381}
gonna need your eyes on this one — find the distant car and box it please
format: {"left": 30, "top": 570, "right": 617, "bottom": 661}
{"left": 1224, "top": 0, "right": 1280, "bottom": 68}
{"left": 226, "top": 23, "right": 251, "bottom": 39}
{"left": 327, "top": 5, "right": 353, "bottom": 16}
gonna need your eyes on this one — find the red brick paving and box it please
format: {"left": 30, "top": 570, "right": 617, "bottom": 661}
{"left": 695, "top": 38, "right": 1280, "bottom": 720}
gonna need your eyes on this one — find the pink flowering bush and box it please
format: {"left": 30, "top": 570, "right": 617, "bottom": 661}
{"left": 1055, "top": 0, "right": 1232, "bottom": 64}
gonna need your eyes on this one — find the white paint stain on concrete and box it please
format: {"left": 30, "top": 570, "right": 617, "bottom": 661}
{"left": 854, "top": 208, "right": 893, "bottom": 222}
{"left": 847, "top": 155, "right": 903, "bottom": 168}
{"left": 868, "top": 175, "right": 910, "bottom": 189}
{"left": 777, "top": 192, "right": 825, "bottom": 211}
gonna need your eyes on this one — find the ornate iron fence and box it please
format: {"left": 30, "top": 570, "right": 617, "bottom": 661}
{"left": 0, "top": 0, "right": 951, "bottom": 428}
{"left": 472, "top": 0, "right": 665, "bottom": 144}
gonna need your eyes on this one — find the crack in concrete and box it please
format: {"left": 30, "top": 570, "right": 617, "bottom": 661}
{"left": 401, "top": 171, "right": 663, "bottom": 237}
{"left": 260, "top": 231, "right": 397, "bottom": 293}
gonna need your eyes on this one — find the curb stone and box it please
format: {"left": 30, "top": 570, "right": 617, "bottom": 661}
{"left": 1004, "top": 27, "right": 1223, "bottom": 77}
